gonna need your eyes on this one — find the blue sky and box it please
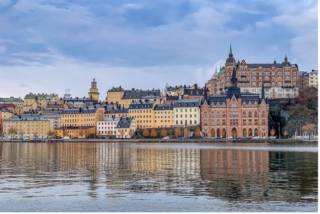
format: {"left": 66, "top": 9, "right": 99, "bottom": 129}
{"left": 0, "top": 0, "right": 317, "bottom": 98}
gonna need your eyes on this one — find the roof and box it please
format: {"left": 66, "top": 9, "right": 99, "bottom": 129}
{"left": 165, "top": 95, "right": 179, "bottom": 101}
{"left": 123, "top": 89, "right": 160, "bottom": 99}
{"left": 247, "top": 63, "right": 297, "bottom": 69}
{"left": 0, "top": 97, "right": 23, "bottom": 103}
{"left": 154, "top": 104, "right": 173, "bottom": 110}
{"left": 6, "top": 114, "right": 49, "bottom": 122}
{"left": 116, "top": 117, "right": 132, "bottom": 128}
{"left": 129, "top": 103, "right": 154, "bottom": 109}
{"left": 173, "top": 99, "right": 200, "bottom": 108}
{"left": 62, "top": 108, "right": 97, "bottom": 114}
{"left": 108, "top": 86, "right": 124, "bottom": 92}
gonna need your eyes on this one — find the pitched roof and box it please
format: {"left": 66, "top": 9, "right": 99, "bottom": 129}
{"left": 123, "top": 89, "right": 160, "bottom": 99}
{"left": 129, "top": 103, "right": 154, "bottom": 109}
{"left": 154, "top": 104, "right": 173, "bottom": 110}
{"left": 173, "top": 99, "right": 200, "bottom": 108}
{"left": 116, "top": 117, "right": 132, "bottom": 128}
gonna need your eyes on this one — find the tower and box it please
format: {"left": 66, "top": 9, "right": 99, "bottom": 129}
{"left": 88, "top": 78, "right": 100, "bottom": 102}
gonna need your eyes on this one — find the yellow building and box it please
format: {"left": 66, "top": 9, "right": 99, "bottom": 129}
{"left": 88, "top": 78, "right": 100, "bottom": 102}
{"left": 0, "top": 109, "right": 14, "bottom": 133}
{"left": 61, "top": 107, "right": 105, "bottom": 128}
{"left": 23, "top": 93, "right": 59, "bottom": 112}
{"left": 153, "top": 104, "right": 174, "bottom": 128}
{"left": 106, "top": 88, "right": 163, "bottom": 108}
{"left": 55, "top": 127, "right": 96, "bottom": 139}
{"left": 128, "top": 103, "right": 154, "bottom": 129}
{"left": 106, "top": 87, "right": 125, "bottom": 104}
{"left": 3, "top": 115, "right": 51, "bottom": 139}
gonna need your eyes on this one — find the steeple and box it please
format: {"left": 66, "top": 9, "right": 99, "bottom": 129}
{"left": 229, "top": 44, "right": 233, "bottom": 57}
{"left": 226, "top": 44, "right": 236, "bottom": 65}
{"left": 230, "top": 66, "right": 238, "bottom": 87}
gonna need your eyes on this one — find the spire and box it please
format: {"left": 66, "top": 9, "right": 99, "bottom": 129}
{"left": 229, "top": 44, "right": 233, "bottom": 57}
{"left": 226, "top": 44, "right": 236, "bottom": 65}
{"left": 231, "top": 66, "right": 237, "bottom": 87}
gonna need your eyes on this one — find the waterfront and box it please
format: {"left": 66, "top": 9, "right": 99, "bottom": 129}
{"left": 0, "top": 142, "right": 317, "bottom": 212}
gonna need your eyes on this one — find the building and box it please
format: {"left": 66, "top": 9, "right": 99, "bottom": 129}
{"left": 201, "top": 66, "right": 269, "bottom": 138}
{"left": 105, "top": 106, "right": 128, "bottom": 119}
{"left": 105, "top": 86, "right": 125, "bottom": 104}
{"left": 207, "top": 46, "right": 299, "bottom": 99}
{"left": 60, "top": 107, "right": 105, "bottom": 128}
{"left": 39, "top": 111, "right": 62, "bottom": 130}
{"left": 97, "top": 116, "right": 120, "bottom": 137}
{"left": 88, "top": 78, "right": 100, "bottom": 102}
{"left": 299, "top": 71, "right": 310, "bottom": 90}
{"left": 23, "top": 93, "right": 59, "bottom": 112}
{"left": 106, "top": 88, "right": 162, "bottom": 108}
{"left": 153, "top": 104, "right": 174, "bottom": 128}
{"left": 3, "top": 115, "right": 51, "bottom": 139}
{"left": 115, "top": 117, "right": 136, "bottom": 138}
{"left": 0, "top": 97, "right": 24, "bottom": 114}
{"left": 55, "top": 127, "right": 96, "bottom": 139}
{"left": 308, "top": 70, "right": 318, "bottom": 88}
{"left": 0, "top": 109, "right": 14, "bottom": 134}
{"left": 173, "top": 99, "right": 201, "bottom": 127}
{"left": 128, "top": 102, "right": 154, "bottom": 129}
{"left": 63, "top": 97, "right": 94, "bottom": 109}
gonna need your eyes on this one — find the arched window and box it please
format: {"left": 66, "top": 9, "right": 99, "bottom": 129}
{"left": 243, "top": 129, "right": 247, "bottom": 137}
{"left": 249, "top": 112, "right": 252, "bottom": 117}
{"left": 254, "top": 111, "right": 258, "bottom": 117}
{"left": 254, "top": 128, "right": 258, "bottom": 136}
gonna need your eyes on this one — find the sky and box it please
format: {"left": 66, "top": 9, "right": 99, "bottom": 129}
{"left": 0, "top": 0, "right": 318, "bottom": 98}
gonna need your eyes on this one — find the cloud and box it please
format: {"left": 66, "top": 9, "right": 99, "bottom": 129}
{"left": 0, "top": 0, "right": 317, "bottom": 97}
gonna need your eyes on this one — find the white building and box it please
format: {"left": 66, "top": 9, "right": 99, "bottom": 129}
{"left": 115, "top": 117, "right": 137, "bottom": 138}
{"left": 96, "top": 116, "right": 120, "bottom": 137}
{"left": 173, "top": 99, "right": 201, "bottom": 127}
{"left": 308, "top": 70, "right": 318, "bottom": 88}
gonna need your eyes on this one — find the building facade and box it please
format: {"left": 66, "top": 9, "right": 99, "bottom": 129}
{"left": 96, "top": 116, "right": 120, "bottom": 137}
{"left": 154, "top": 104, "right": 174, "bottom": 128}
{"left": 128, "top": 102, "right": 154, "bottom": 129}
{"left": 207, "top": 46, "right": 299, "bottom": 99}
{"left": 201, "top": 67, "right": 269, "bottom": 138}
{"left": 308, "top": 70, "right": 318, "bottom": 88}
{"left": 173, "top": 99, "right": 201, "bottom": 127}
{"left": 61, "top": 107, "right": 105, "bottom": 128}
{"left": 115, "top": 117, "right": 136, "bottom": 138}
{"left": 3, "top": 115, "right": 51, "bottom": 139}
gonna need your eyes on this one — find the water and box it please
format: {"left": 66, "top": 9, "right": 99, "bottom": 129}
{"left": 0, "top": 142, "right": 317, "bottom": 212}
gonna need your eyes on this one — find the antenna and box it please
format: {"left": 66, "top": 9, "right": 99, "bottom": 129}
{"left": 64, "top": 89, "right": 71, "bottom": 99}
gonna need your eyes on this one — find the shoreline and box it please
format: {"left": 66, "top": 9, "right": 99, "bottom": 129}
{"left": 0, "top": 138, "right": 317, "bottom": 144}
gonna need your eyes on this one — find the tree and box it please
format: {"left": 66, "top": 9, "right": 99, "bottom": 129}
{"left": 160, "top": 129, "right": 168, "bottom": 138}
{"left": 302, "top": 123, "right": 317, "bottom": 140}
{"left": 150, "top": 128, "right": 158, "bottom": 138}
{"left": 174, "top": 127, "right": 182, "bottom": 138}
{"left": 142, "top": 129, "right": 150, "bottom": 138}
{"left": 194, "top": 127, "right": 201, "bottom": 138}
{"left": 8, "top": 127, "right": 17, "bottom": 139}
{"left": 47, "top": 130, "right": 56, "bottom": 138}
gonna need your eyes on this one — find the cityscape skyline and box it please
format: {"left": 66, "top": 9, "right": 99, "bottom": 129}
{"left": 0, "top": 0, "right": 317, "bottom": 97}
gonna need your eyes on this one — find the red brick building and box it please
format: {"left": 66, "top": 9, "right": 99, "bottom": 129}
{"left": 201, "top": 66, "right": 269, "bottom": 138}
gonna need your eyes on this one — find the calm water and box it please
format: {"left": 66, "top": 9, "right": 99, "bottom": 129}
{"left": 0, "top": 142, "right": 317, "bottom": 212}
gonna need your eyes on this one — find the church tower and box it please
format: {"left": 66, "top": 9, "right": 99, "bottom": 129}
{"left": 88, "top": 78, "right": 100, "bottom": 102}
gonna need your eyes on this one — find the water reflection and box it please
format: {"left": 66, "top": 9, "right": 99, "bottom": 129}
{"left": 0, "top": 142, "right": 317, "bottom": 211}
